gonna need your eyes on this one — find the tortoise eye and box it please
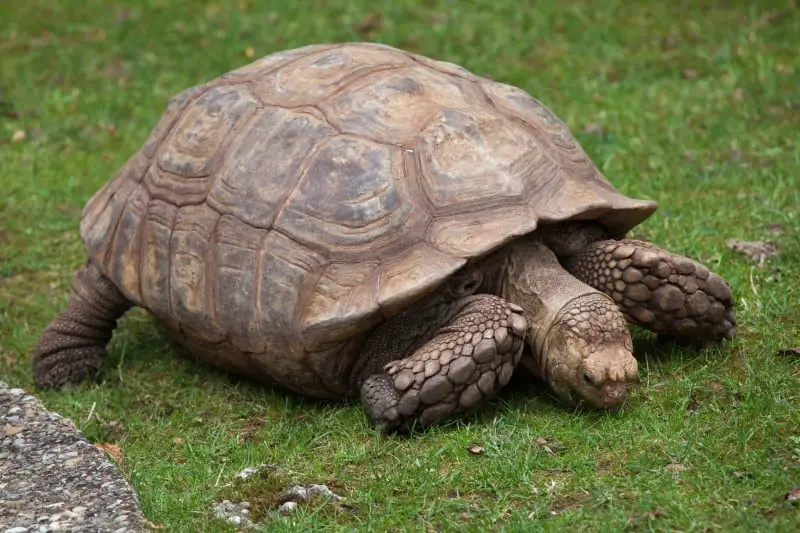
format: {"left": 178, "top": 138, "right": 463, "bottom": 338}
{"left": 583, "top": 371, "right": 594, "bottom": 385}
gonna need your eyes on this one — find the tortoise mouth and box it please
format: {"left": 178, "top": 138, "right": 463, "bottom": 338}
{"left": 564, "top": 377, "right": 629, "bottom": 410}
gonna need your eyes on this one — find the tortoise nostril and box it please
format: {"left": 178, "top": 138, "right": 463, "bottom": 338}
{"left": 603, "top": 381, "right": 627, "bottom": 402}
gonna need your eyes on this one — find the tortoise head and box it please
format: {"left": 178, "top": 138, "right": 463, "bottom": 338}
{"left": 539, "top": 293, "right": 639, "bottom": 410}
{"left": 501, "top": 238, "right": 638, "bottom": 411}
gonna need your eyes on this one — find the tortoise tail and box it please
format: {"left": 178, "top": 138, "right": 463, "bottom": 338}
{"left": 33, "top": 261, "right": 132, "bottom": 388}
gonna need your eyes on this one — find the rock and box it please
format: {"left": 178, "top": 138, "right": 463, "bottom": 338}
{"left": 727, "top": 239, "right": 778, "bottom": 265}
{"left": 213, "top": 499, "right": 257, "bottom": 529}
{"left": 0, "top": 381, "right": 145, "bottom": 532}
{"left": 235, "top": 463, "right": 275, "bottom": 480}
{"left": 278, "top": 501, "right": 298, "bottom": 515}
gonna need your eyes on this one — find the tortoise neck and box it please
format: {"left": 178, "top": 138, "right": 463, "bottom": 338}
{"left": 495, "top": 237, "right": 600, "bottom": 376}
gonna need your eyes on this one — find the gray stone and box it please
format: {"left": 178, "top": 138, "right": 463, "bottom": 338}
{"left": 213, "top": 499, "right": 257, "bottom": 529}
{"left": 0, "top": 381, "right": 145, "bottom": 532}
{"left": 278, "top": 501, "right": 298, "bottom": 515}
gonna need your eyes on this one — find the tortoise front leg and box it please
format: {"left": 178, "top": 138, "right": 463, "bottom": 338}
{"left": 565, "top": 239, "right": 736, "bottom": 342}
{"left": 359, "top": 294, "right": 527, "bottom": 433}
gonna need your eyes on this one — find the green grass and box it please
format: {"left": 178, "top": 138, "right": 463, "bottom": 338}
{"left": 1, "top": 0, "right": 799, "bottom": 531}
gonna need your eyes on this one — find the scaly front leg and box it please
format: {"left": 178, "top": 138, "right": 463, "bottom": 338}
{"left": 360, "top": 295, "right": 527, "bottom": 433}
{"left": 565, "top": 239, "right": 736, "bottom": 342}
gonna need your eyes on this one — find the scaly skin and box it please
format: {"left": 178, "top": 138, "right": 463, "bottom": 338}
{"left": 498, "top": 238, "right": 637, "bottom": 409}
{"left": 538, "top": 294, "right": 636, "bottom": 407}
{"left": 33, "top": 261, "right": 132, "bottom": 388}
{"left": 360, "top": 294, "right": 527, "bottom": 433}
{"left": 565, "top": 239, "right": 736, "bottom": 341}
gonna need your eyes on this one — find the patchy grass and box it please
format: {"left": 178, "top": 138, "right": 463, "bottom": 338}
{"left": 1, "top": 0, "right": 799, "bottom": 531}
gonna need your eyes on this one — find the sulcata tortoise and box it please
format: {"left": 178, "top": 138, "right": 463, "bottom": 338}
{"left": 33, "top": 43, "right": 736, "bottom": 433}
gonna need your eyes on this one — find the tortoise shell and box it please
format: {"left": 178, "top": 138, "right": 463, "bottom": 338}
{"left": 79, "top": 42, "right": 656, "bottom": 398}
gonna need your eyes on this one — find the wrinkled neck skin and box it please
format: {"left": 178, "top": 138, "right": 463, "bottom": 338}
{"left": 484, "top": 234, "right": 637, "bottom": 409}
{"left": 491, "top": 238, "right": 592, "bottom": 377}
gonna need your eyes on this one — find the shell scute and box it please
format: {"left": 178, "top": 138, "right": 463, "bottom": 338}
{"left": 253, "top": 43, "right": 413, "bottom": 108}
{"left": 206, "top": 106, "right": 336, "bottom": 228}
{"left": 274, "top": 136, "right": 415, "bottom": 250}
{"left": 169, "top": 203, "right": 223, "bottom": 343}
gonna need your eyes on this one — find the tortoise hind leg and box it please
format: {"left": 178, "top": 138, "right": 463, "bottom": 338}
{"left": 359, "top": 294, "right": 527, "bottom": 433}
{"left": 33, "top": 261, "right": 132, "bottom": 388}
{"left": 565, "top": 239, "right": 736, "bottom": 342}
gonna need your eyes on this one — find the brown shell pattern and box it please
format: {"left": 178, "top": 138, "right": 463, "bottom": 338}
{"left": 79, "top": 43, "right": 656, "bottom": 398}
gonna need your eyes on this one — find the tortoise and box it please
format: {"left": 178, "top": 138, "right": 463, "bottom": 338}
{"left": 33, "top": 42, "right": 736, "bottom": 433}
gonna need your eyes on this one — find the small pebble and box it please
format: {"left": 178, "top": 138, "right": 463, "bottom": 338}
{"left": 279, "top": 501, "right": 298, "bottom": 515}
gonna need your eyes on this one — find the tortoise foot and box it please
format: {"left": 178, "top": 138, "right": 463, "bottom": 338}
{"left": 566, "top": 240, "right": 736, "bottom": 342}
{"left": 360, "top": 295, "right": 527, "bottom": 434}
